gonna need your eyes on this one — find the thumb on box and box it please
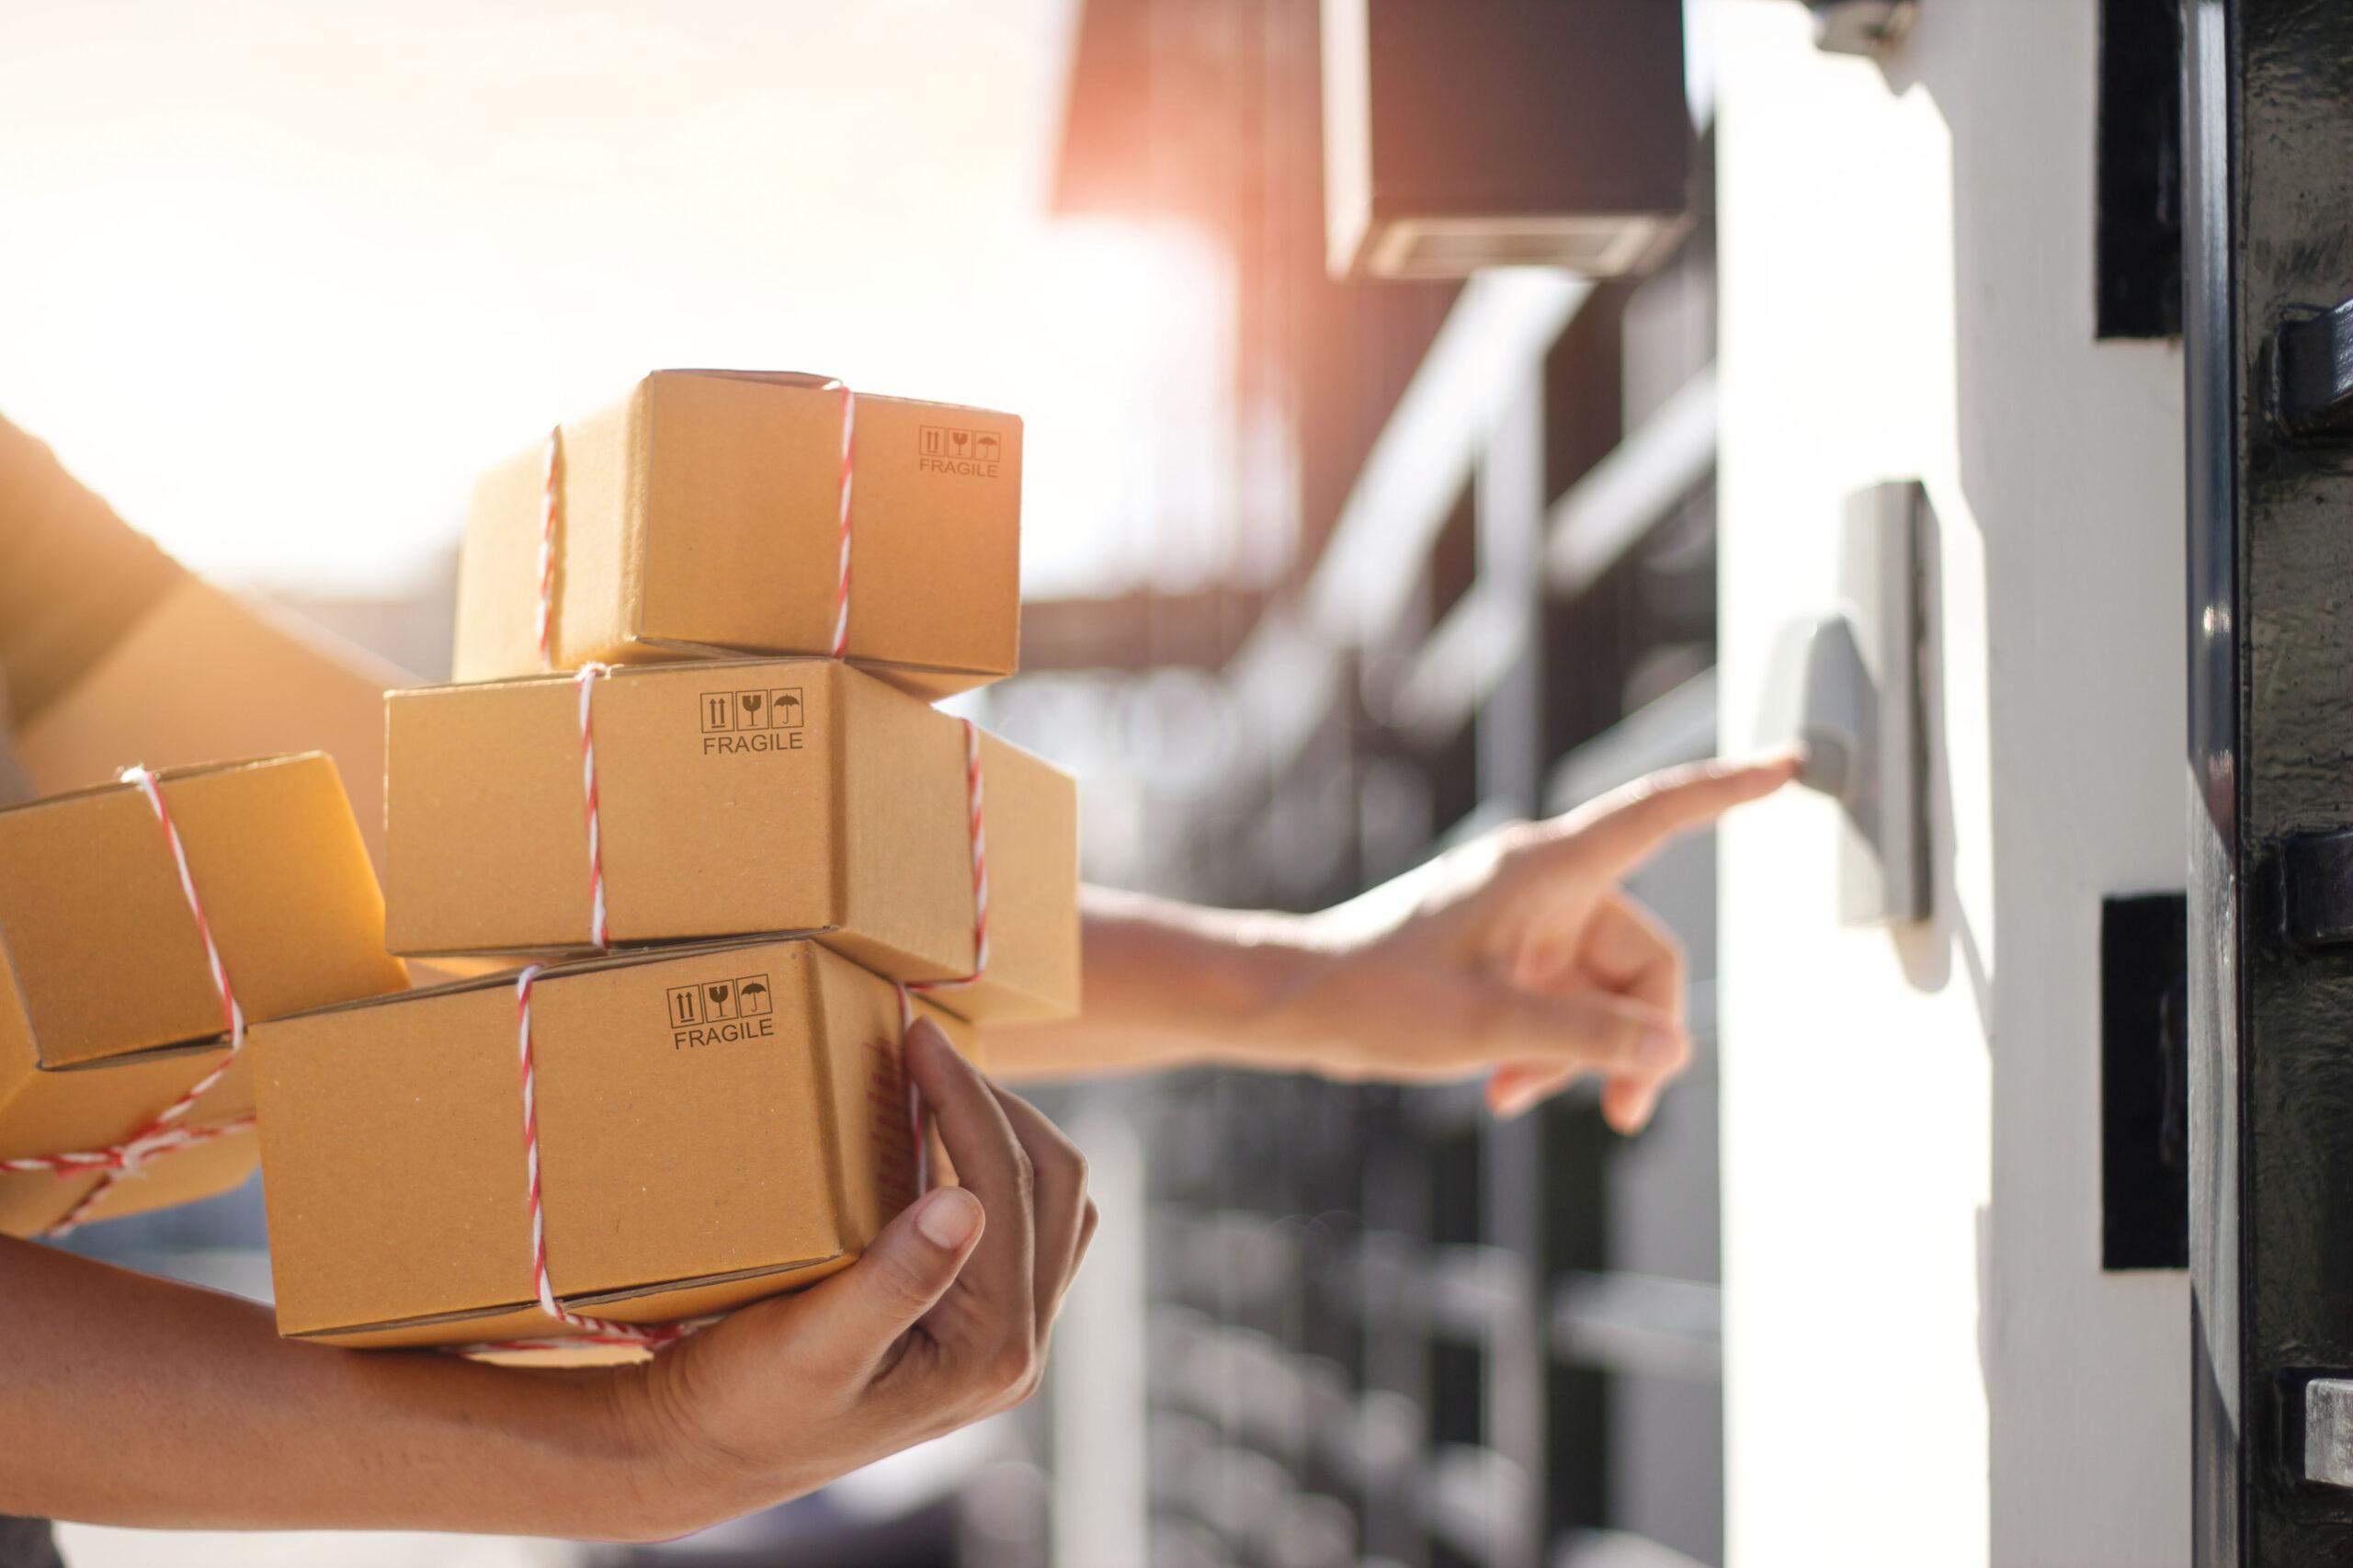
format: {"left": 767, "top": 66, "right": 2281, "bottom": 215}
{"left": 811, "top": 1186, "right": 985, "bottom": 1366}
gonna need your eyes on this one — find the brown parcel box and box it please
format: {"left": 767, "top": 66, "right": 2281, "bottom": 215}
{"left": 253, "top": 937, "right": 975, "bottom": 1357}
{"left": 0, "top": 754, "right": 410, "bottom": 1236}
{"left": 0, "top": 755, "right": 408, "bottom": 1069}
{"left": 0, "top": 1045, "right": 261, "bottom": 1238}
{"left": 385, "top": 658, "right": 1079, "bottom": 1023}
{"left": 452, "top": 370, "right": 1022, "bottom": 700}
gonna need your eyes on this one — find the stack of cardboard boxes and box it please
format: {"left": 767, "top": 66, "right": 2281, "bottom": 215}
{"left": 252, "top": 370, "right": 1078, "bottom": 1359}
{"left": 2, "top": 369, "right": 1076, "bottom": 1364}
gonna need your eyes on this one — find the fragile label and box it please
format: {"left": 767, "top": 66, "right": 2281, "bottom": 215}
{"left": 665, "top": 972, "right": 777, "bottom": 1049}
{"left": 917, "top": 425, "right": 1003, "bottom": 479}
{"left": 699, "top": 687, "right": 807, "bottom": 756}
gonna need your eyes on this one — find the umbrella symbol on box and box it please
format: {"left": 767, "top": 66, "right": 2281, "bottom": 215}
{"left": 737, "top": 976, "right": 771, "bottom": 1017}
{"left": 975, "top": 433, "right": 1000, "bottom": 462}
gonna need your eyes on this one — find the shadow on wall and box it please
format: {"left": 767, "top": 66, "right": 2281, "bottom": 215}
{"left": 1893, "top": 487, "right": 1991, "bottom": 1030}
{"left": 1877, "top": 2, "right": 2195, "bottom": 1560}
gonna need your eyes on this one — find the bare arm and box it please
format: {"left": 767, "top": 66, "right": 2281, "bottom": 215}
{"left": 17, "top": 577, "right": 404, "bottom": 873}
{"left": 0, "top": 1239, "right": 643, "bottom": 1535}
{"left": 0, "top": 437, "right": 1104, "bottom": 1537}
{"left": 976, "top": 887, "right": 1326, "bottom": 1079}
{"left": 1, "top": 1025, "right": 1092, "bottom": 1540}
{"left": 982, "top": 756, "right": 1799, "bottom": 1131}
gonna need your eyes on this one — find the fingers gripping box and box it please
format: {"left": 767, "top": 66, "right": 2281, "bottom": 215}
{"left": 252, "top": 937, "right": 973, "bottom": 1358}
{"left": 384, "top": 658, "right": 1079, "bottom": 1023}
{"left": 452, "top": 369, "right": 1022, "bottom": 700}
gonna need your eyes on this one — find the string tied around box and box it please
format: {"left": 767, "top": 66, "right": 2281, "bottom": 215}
{"left": 890, "top": 715, "right": 990, "bottom": 1199}
{"left": 493, "top": 693, "right": 987, "bottom": 1357}
{"left": 560, "top": 671, "right": 986, "bottom": 993}
{"left": 0, "top": 767, "right": 254, "bottom": 1238}
{"left": 535, "top": 380, "right": 858, "bottom": 671}
{"left": 896, "top": 715, "right": 990, "bottom": 1023}
{"left": 464, "top": 962, "right": 719, "bottom": 1354}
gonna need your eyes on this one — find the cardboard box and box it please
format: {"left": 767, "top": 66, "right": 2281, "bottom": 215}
{"left": 0, "top": 755, "right": 409, "bottom": 1068}
{"left": 0, "top": 752, "right": 409, "bottom": 1237}
{"left": 452, "top": 370, "right": 1023, "bottom": 700}
{"left": 385, "top": 658, "right": 1078, "bottom": 1023}
{"left": 0, "top": 1046, "right": 259, "bottom": 1238}
{"left": 253, "top": 937, "right": 973, "bottom": 1357}
{"left": 17, "top": 578, "right": 413, "bottom": 880}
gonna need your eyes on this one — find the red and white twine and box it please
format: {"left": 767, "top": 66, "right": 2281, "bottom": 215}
{"left": 827, "top": 380, "right": 856, "bottom": 659}
{"left": 534, "top": 427, "right": 562, "bottom": 667}
{"left": 500, "top": 381, "right": 995, "bottom": 1353}
{"left": 532, "top": 381, "right": 857, "bottom": 671}
{"left": 892, "top": 717, "right": 988, "bottom": 1191}
{"left": 482, "top": 964, "right": 711, "bottom": 1352}
{"left": 899, "top": 717, "right": 990, "bottom": 1021}
{"left": 573, "top": 663, "right": 611, "bottom": 949}
{"left": 0, "top": 767, "right": 254, "bottom": 1237}
{"left": 512, "top": 712, "right": 987, "bottom": 1350}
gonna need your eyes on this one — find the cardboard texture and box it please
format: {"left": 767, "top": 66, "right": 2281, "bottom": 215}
{"left": 0, "top": 753, "right": 408, "bottom": 1237}
{"left": 253, "top": 937, "right": 972, "bottom": 1357}
{"left": 0, "top": 755, "right": 408, "bottom": 1068}
{"left": 452, "top": 370, "right": 1023, "bottom": 699}
{"left": 0, "top": 1045, "right": 259, "bottom": 1238}
{"left": 17, "top": 579, "right": 412, "bottom": 879}
{"left": 385, "top": 658, "right": 1079, "bottom": 1022}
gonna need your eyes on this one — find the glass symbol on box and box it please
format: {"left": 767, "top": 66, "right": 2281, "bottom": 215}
{"left": 664, "top": 974, "right": 773, "bottom": 1027}
{"left": 702, "top": 688, "right": 804, "bottom": 731}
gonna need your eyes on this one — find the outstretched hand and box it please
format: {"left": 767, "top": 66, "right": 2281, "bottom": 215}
{"left": 1265, "top": 754, "right": 1799, "bottom": 1131}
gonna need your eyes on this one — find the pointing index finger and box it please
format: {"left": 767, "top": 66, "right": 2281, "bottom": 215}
{"left": 1554, "top": 753, "right": 1800, "bottom": 877}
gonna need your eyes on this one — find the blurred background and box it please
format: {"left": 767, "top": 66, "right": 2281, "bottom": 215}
{"left": 4, "top": 0, "right": 2211, "bottom": 1565}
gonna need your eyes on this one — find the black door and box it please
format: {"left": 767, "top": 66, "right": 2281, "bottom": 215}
{"left": 2184, "top": 0, "right": 2353, "bottom": 1560}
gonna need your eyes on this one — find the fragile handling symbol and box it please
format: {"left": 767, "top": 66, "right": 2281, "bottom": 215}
{"left": 704, "top": 687, "right": 805, "bottom": 732}
{"left": 664, "top": 974, "right": 774, "bottom": 1029}
{"left": 917, "top": 425, "right": 1001, "bottom": 472}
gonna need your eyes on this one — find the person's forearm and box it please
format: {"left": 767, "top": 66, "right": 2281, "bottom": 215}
{"left": 16, "top": 578, "right": 408, "bottom": 874}
{"left": 0, "top": 1239, "right": 669, "bottom": 1538}
{"left": 979, "top": 886, "right": 1333, "bottom": 1080}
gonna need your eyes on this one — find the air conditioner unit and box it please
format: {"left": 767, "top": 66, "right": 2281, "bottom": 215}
{"left": 1321, "top": 0, "right": 1692, "bottom": 280}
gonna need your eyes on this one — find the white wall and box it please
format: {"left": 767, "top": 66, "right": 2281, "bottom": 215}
{"left": 1712, "top": 3, "right": 2187, "bottom": 1565}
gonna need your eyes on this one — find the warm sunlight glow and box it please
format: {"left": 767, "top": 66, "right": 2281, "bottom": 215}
{"left": 0, "top": 0, "right": 1245, "bottom": 600}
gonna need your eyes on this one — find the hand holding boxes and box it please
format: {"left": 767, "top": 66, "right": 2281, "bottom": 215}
{"left": 245, "top": 370, "right": 1077, "bottom": 1360}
